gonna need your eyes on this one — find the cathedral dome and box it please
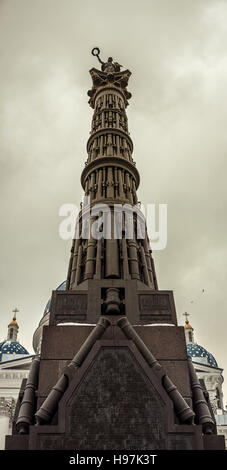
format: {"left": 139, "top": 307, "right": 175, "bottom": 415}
{"left": 187, "top": 343, "right": 218, "bottom": 368}
{"left": 0, "top": 340, "right": 29, "bottom": 362}
{"left": 33, "top": 281, "right": 67, "bottom": 353}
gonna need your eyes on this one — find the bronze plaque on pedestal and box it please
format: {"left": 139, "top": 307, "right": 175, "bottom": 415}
{"left": 49, "top": 291, "right": 87, "bottom": 325}
{"left": 138, "top": 291, "right": 177, "bottom": 324}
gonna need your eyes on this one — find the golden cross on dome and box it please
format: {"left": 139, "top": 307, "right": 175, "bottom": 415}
{"left": 183, "top": 312, "right": 190, "bottom": 322}
{"left": 12, "top": 307, "right": 19, "bottom": 317}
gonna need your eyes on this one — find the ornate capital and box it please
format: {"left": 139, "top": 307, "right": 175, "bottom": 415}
{"left": 88, "top": 68, "right": 132, "bottom": 108}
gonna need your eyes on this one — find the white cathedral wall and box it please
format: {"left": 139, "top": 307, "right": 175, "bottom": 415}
{"left": 0, "top": 415, "right": 9, "bottom": 450}
{"left": 217, "top": 425, "right": 227, "bottom": 448}
{"left": 0, "top": 396, "right": 16, "bottom": 450}
{"left": 195, "top": 369, "right": 224, "bottom": 413}
{"left": 0, "top": 367, "right": 30, "bottom": 449}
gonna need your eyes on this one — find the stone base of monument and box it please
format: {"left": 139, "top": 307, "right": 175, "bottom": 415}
{"left": 5, "top": 321, "right": 225, "bottom": 450}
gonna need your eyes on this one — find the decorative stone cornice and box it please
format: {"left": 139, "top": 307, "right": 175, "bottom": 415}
{"left": 81, "top": 155, "right": 140, "bottom": 190}
{"left": 86, "top": 128, "right": 133, "bottom": 154}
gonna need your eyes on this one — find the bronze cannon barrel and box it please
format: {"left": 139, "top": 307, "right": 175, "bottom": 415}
{"left": 187, "top": 356, "right": 215, "bottom": 434}
{"left": 35, "top": 317, "right": 111, "bottom": 425}
{"left": 16, "top": 355, "right": 40, "bottom": 434}
{"left": 117, "top": 317, "right": 195, "bottom": 424}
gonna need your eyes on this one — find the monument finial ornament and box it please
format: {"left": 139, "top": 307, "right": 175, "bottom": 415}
{"left": 91, "top": 47, "right": 122, "bottom": 72}
{"left": 88, "top": 48, "right": 131, "bottom": 108}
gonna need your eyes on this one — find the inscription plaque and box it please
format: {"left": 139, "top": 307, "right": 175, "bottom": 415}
{"left": 140, "top": 294, "right": 170, "bottom": 311}
{"left": 138, "top": 292, "right": 177, "bottom": 325}
{"left": 50, "top": 291, "right": 88, "bottom": 325}
{"left": 56, "top": 294, "right": 87, "bottom": 314}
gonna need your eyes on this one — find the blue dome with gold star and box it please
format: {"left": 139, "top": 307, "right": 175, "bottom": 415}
{"left": 187, "top": 343, "right": 218, "bottom": 368}
{"left": 0, "top": 340, "right": 29, "bottom": 363}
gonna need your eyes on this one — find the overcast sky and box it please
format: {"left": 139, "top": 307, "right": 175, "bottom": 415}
{"left": 0, "top": 0, "right": 227, "bottom": 401}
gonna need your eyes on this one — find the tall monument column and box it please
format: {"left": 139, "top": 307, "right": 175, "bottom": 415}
{"left": 66, "top": 48, "right": 156, "bottom": 291}
{"left": 5, "top": 50, "right": 225, "bottom": 451}
{"left": 55, "top": 48, "right": 164, "bottom": 327}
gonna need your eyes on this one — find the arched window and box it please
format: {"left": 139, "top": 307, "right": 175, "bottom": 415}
{"left": 189, "top": 331, "right": 193, "bottom": 342}
{"left": 9, "top": 328, "right": 13, "bottom": 339}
